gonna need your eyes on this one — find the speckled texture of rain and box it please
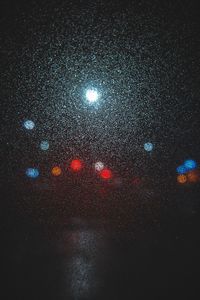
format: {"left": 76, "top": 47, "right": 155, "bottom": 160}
{"left": 1, "top": 3, "right": 200, "bottom": 300}
{"left": 1, "top": 0, "right": 200, "bottom": 227}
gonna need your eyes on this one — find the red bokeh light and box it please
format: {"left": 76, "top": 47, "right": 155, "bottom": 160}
{"left": 70, "top": 159, "right": 83, "bottom": 172}
{"left": 132, "top": 177, "right": 141, "bottom": 185}
{"left": 100, "top": 168, "right": 112, "bottom": 180}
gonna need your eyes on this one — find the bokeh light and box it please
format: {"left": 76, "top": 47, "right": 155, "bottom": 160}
{"left": 86, "top": 89, "right": 99, "bottom": 103}
{"left": 23, "top": 120, "right": 35, "bottom": 130}
{"left": 40, "top": 140, "right": 49, "bottom": 151}
{"left": 144, "top": 142, "right": 153, "bottom": 152}
{"left": 113, "top": 177, "right": 123, "bottom": 186}
{"left": 177, "top": 174, "right": 187, "bottom": 184}
{"left": 187, "top": 170, "right": 200, "bottom": 183}
{"left": 51, "top": 166, "right": 62, "bottom": 176}
{"left": 94, "top": 161, "right": 104, "bottom": 172}
{"left": 26, "top": 168, "right": 39, "bottom": 178}
{"left": 100, "top": 168, "right": 112, "bottom": 180}
{"left": 176, "top": 165, "right": 187, "bottom": 174}
{"left": 132, "top": 177, "right": 141, "bottom": 185}
{"left": 184, "top": 159, "right": 197, "bottom": 171}
{"left": 70, "top": 159, "right": 83, "bottom": 172}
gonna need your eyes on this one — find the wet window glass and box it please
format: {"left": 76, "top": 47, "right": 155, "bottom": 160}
{"left": 1, "top": 0, "right": 200, "bottom": 298}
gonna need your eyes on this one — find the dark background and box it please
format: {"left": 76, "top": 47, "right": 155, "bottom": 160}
{"left": 1, "top": 0, "right": 200, "bottom": 298}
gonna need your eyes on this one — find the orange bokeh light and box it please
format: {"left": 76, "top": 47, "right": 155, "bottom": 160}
{"left": 187, "top": 170, "right": 200, "bottom": 183}
{"left": 177, "top": 174, "right": 187, "bottom": 184}
{"left": 51, "top": 166, "right": 62, "bottom": 176}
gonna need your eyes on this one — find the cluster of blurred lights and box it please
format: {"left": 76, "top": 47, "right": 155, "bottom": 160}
{"left": 176, "top": 159, "right": 199, "bottom": 184}
{"left": 23, "top": 117, "right": 113, "bottom": 182}
{"left": 26, "top": 159, "right": 113, "bottom": 181}
{"left": 22, "top": 108, "right": 199, "bottom": 189}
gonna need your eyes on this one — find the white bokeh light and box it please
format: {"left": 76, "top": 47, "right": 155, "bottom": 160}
{"left": 86, "top": 89, "right": 99, "bottom": 103}
{"left": 94, "top": 161, "right": 104, "bottom": 172}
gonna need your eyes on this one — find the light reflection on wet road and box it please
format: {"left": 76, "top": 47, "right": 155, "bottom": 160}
{"left": 4, "top": 217, "right": 200, "bottom": 299}
{"left": 55, "top": 219, "right": 111, "bottom": 299}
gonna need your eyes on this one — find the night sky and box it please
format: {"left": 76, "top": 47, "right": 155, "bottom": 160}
{"left": 1, "top": 0, "right": 200, "bottom": 298}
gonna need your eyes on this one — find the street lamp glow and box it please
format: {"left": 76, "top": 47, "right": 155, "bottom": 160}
{"left": 86, "top": 89, "right": 99, "bottom": 103}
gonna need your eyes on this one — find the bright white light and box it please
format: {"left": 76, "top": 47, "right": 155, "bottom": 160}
{"left": 23, "top": 120, "right": 35, "bottom": 130}
{"left": 94, "top": 161, "right": 104, "bottom": 172}
{"left": 86, "top": 89, "right": 99, "bottom": 103}
{"left": 40, "top": 140, "right": 49, "bottom": 151}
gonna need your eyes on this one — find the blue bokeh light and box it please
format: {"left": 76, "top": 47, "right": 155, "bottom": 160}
{"left": 176, "top": 165, "right": 187, "bottom": 174}
{"left": 40, "top": 140, "right": 49, "bottom": 151}
{"left": 144, "top": 142, "right": 153, "bottom": 152}
{"left": 23, "top": 120, "right": 35, "bottom": 130}
{"left": 26, "top": 168, "right": 39, "bottom": 178}
{"left": 184, "top": 159, "right": 197, "bottom": 171}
